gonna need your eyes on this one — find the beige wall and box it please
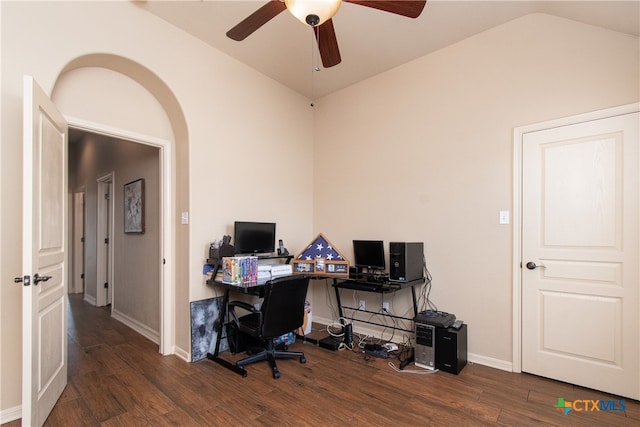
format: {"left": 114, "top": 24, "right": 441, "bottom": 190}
{"left": 312, "top": 13, "right": 639, "bottom": 365}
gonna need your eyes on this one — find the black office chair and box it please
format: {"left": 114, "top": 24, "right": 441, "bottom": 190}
{"left": 228, "top": 274, "right": 310, "bottom": 379}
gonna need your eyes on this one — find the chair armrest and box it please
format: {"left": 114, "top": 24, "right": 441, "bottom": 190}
{"left": 228, "top": 300, "right": 257, "bottom": 313}
{"left": 228, "top": 300, "right": 262, "bottom": 328}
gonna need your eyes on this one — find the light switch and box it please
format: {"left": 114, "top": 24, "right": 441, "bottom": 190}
{"left": 181, "top": 211, "right": 189, "bottom": 225}
{"left": 499, "top": 210, "right": 510, "bottom": 225}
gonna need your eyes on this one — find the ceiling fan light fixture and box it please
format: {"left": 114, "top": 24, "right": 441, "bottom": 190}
{"left": 285, "top": 0, "right": 342, "bottom": 27}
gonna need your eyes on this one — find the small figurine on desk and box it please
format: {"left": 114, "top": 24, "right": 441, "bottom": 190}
{"left": 277, "top": 239, "right": 289, "bottom": 256}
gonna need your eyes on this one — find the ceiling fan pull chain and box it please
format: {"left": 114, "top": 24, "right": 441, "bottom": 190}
{"left": 310, "top": 28, "right": 318, "bottom": 107}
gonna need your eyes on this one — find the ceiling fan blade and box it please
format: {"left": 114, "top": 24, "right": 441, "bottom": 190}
{"left": 314, "top": 19, "right": 341, "bottom": 68}
{"left": 226, "top": 1, "right": 287, "bottom": 41}
{"left": 344, "top": 0, "right": 426, "bottom": 18}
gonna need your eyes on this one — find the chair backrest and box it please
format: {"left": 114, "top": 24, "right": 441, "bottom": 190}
{"left": 260, "top": 275, "right": 310, "bottom": 339}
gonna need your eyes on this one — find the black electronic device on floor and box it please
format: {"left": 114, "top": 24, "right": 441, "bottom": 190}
{"left": 319, "top": 335, "right": 342, "bottom": 351}
{"left": 435, "top": 324, "right": 467, "bottom": 374}
{"left": 413, "top": 311, "right": 467, "bottom": 374}
{"left": 414, "top": 310, "right": 456, "bottom": 329}
{"left": 414, "top": 321, "right": 435, "bottom": 370}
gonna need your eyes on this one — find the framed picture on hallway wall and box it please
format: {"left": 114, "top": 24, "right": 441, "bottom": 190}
{"left": 124, "top": 178, "right": 145, "bottom": 234}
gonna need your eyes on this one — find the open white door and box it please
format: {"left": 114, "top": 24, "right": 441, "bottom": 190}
{"left": 71, "top": 191, "right": 85, "bottom": 294}
{"left": 521, "top": 110, "right": 639, "bottom": 399}
{"left": 22, "top": 75, "right": 68, "bottom": 426}
{"left": 96, "top": 174, "right": 114, "bottom": 307}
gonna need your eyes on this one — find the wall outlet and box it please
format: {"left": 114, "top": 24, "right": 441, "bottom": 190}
{"left": 359, "top": 300, "right": 365, "bottom": 310}
{"left": 382, "top": 302, "right": 390, "bottom": 312}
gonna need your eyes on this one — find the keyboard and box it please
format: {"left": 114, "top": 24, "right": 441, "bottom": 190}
{"left": 339, "top": 280, "right": 384, "bottom": 292}
{"left": 360, "top": 273, "right": 389, "bottom": 283}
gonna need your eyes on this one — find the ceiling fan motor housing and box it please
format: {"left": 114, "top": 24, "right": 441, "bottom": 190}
{"left": 305, "top": 14, "right": 320, "bottom": 26}
{"left": 285, "top": 0, "right": 342, "bottom": 27}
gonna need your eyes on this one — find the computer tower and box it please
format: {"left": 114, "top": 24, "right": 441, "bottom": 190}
{"left": 389, "top": 242, "right": 424, "bottom": 282}
{"left": 414, "top": 322, "right": 435, "bottom": 370}
{"left": 435, "top": 324, "right": 467, "bottom": 374}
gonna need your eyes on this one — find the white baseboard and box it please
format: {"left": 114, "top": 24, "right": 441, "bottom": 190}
{"left": 173, "top": 345, "right": 190, "bottom": 362}
{"left": 0, "top": 405, "right": 21, "bottom": 424}
{"left": 468, "top": 353, "right": 513, "bottom": 372}
{"left": 314, "top": 315, "right": 514, "bottom": 372}
{"left": 83, "top": 293, "right": 96, "bottom": 306}
{"left": 111, "top": 309, "right": 160, "bottom": 344}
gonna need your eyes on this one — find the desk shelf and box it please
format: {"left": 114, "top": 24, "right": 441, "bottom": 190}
{"left": 332, "top": 277, "right": 423, "bottom": 334}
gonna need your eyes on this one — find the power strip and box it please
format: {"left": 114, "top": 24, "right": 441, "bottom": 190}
{"left": 363, "top": 349, "right": 389, "bottom": 359}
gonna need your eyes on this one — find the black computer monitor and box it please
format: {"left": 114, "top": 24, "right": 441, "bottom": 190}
{"left": 233, "top": 221, "right": 276, "bottom": 255}
{"left": 352, "top": 240, "right": 385, "bottom": 272}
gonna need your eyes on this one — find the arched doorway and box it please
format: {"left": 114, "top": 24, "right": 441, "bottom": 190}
{"left": 52, "top": 54, "right": 189, "bottom": 355}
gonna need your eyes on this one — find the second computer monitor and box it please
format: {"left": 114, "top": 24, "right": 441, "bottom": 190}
{"left": 353, "top": 240, "right": 385, "bottom": 273}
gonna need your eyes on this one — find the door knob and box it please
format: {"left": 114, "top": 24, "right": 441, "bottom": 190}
{"left": 14, "top": 276, "right": 30, "bottom": 286}
{"left": 33, "top": 273, "right": 52, "bottom": 285}
{"left": 526, "top": 261, "right": 545, "bottom": 270}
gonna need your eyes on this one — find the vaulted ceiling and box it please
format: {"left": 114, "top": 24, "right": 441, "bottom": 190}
{"left": 138, "top": 1, "right": 639, "bottom": 99}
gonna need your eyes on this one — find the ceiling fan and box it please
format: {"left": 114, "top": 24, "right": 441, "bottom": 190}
{"left": 226, "top": 0, "right": 427, "bottom": 68}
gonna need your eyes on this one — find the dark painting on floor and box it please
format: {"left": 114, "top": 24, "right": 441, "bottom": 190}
{"left": 190, "top": 296, "right": 228, "bottom": 362}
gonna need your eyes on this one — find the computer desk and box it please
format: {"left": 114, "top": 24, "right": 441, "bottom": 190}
{"left": 207, "top": 276, "right": 424, "bottom": 375}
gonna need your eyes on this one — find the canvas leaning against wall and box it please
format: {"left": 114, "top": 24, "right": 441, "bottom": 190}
{"left": 190, "top": 297, "right": 228, "bottom": 362}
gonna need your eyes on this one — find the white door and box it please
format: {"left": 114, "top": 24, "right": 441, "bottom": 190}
{"left": 105, "top": 182, "right": 112, "bottom": 305}
{"left": 521, "top": 111, "right": 639, "bottom": 399}
{"left": 96, "top": 175, "right": 114, "bottom": 307}
{"left": 71, "top": 191, "right": 84, "bottom": 294}
{"left": 22, "top": 76, "right": 68, "bottom": 426}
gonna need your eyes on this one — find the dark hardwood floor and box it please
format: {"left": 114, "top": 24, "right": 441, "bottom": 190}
{"left": 4, "top": 294, "right": 639, "bottom": 426}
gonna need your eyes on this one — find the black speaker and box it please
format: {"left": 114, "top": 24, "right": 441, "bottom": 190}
{"left": 389, "top": 242, "right": 424, "bottom": 282}
{"left": 435, "top": 324, "right": 467, "bottom": 374}
{"left": 349, "top": 266, "right": 362, "bottom": 279}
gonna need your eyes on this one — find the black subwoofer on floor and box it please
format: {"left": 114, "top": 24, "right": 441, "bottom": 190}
{"left": 435, "top": 324, "right": 467, "bottom": 374}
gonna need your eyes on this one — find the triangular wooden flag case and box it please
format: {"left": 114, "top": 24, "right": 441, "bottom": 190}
{"left": 292, "top": 233, "right": 349, "bottom": 277}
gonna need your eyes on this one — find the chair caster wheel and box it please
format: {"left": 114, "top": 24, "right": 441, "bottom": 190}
{"left": 273, "top": 370, "right": 281, "bottom": 379}
{"left": 300, "top": 356, "right": 306, "bottom": 364}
